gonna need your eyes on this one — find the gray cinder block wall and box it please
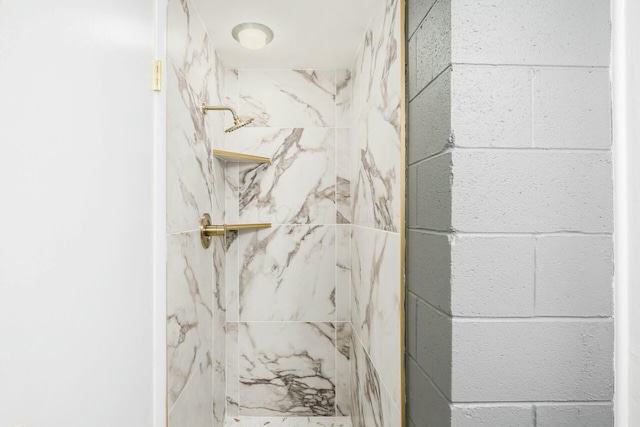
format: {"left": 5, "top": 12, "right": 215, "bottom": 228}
{"left": 406, "top": 1, "right": 614, "bottom": 426}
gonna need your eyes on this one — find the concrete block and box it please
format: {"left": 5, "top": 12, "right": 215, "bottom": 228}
{"left": 536, "top": 235, "right": 613, "bottom": 317}
{"left": 416, "top": 0, "right": 451, "bottom": 89}
{"left": 452, "top": 65, "right": 532, "bottom": 148}
{"left": 417, "top": 153, "right": 452, "bottom": 231}
{"left": 535, "top": 404, "right": 613, "bottom": 427}
{"left": 533, "top": 68, "right": 612, "bottom": 149}
{"left": 408, "top": 35, "right": 418, "bottom": 100}
{"left": 409, "top": 69, "right": 452, "bottom": 163}
{"left": 408, "top": 165, "right": 418, "bottom": 227}
{"left": 407, "top": 230, "right": 451, "bottom": 311}
{"left": 408, "top": 0, "right": 438, "bottom": 37}
{"left": 451, "top": 320, "right": 614, "bottom": 402}
{"left": 451, "top": 0, "right": 611, "bottom": 66}
{"left": 451, "top": 236, "right": 534, "bottom": 317}
{"left": 451, "top": 150, "right": 613, "bottom": 233}
{"left": 407, "top": 292, "right": 418, "bottom": 358}
{"left": 451, "top": 405, "right": 534, "bottom": 427}
{"left": 417, "top": 299, "right": 453, "bottom": 398}
{"left": 407, "top": 357, "right": 452, "bottom": 427}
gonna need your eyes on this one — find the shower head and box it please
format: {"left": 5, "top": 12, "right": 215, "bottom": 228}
{"left": 201, "top": 103, "right": 253, "bottom": 133}
{"left": 225, "top": 117, "right": 254, "bottom": 133}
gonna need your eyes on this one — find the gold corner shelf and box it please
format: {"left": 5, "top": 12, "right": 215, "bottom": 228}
{"left": 212, "top": 149, "right": 270, "bottom": 164}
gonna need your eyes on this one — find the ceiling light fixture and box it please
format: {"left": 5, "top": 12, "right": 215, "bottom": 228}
{"left": 232, "top": 22, "right": 274, "bottom": 50}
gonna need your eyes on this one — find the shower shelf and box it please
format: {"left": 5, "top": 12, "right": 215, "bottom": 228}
{"left": 212, "top": 149, "right": 270, "bottom": 164}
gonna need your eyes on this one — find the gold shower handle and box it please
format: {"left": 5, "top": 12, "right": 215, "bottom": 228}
{"left": 199, "top": 213, "right": 271, "bottom": 249}
{"left": 225, "top": 223, "right": 272, "bottom": 231}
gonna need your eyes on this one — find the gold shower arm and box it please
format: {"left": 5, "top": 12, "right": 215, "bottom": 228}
{"left": 200, "top": 103, "right": 238, "bottom": 117}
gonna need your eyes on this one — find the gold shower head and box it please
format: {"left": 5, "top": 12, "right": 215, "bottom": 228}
{"left": 200, "top": 103, "right": 253, "bottom": 133}
{"left": 225, "top": 117, "right": 254, "bottom": 133}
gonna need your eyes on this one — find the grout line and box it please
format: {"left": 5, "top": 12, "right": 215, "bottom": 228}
{"left": 407, "top": 0, "right": 442, "bottom": 41}
{"left": 408, "top": 65, "right": 451, "bottom": 103}
{"left": 406, "top": 354, "right": 452, "bottom": 404}
{"left": 168, "top": 345, "right": 213, "bottom": 415}
{"left": 408, "top": 228, "right": 614, "bottom": 237}
{"left": 412, "top": 292, "right": 612, "bottom": 321}
{"left": 451, "top": 62, "right": 610, "bottom": 70}
{"left": 453, "top": 146, "right": 612, "bottom": 153}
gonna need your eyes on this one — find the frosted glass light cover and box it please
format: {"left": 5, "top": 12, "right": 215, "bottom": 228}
{"left": 232, "top": 23, "right": 274, "bottom": 50}
{"left": 238, "top": 28, "right": 267, "bottom": 49}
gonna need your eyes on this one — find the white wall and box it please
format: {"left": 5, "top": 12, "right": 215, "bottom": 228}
{"left": 614, "top": 0, "right": 640, "bottom": 425}
{"left": 0, "top": 1, "right": 158, "bottom": 425}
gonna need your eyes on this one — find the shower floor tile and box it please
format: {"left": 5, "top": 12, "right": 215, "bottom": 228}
{"left": 223, "top": 416, "right": 352, "bottom": 427}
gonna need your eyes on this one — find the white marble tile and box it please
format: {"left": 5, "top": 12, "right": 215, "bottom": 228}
{"left": 167, "top": 231, "right": 213, "bottom": 407}
{"left": 226, "top": 322, "right": 240, "bottom": 417}
{"left": 350, "top": 334, "right": 399, "bottom": 427}
{"left": 336, "top": 323, "right": 351, "bottom": 416}
{"left": 213, "top": 235, "right": 226, "bottom": 332}
{"left": 351, "top": 0, "right": 402, "bottom": 232}
{"left": 169, "top": 350, "right": 213, "bottom": 427}
{"left": 223, "top": 417, "right": 352, "bottom": 427}
{"left": 336, "top": 69, "right": 352, "bottom": 128}
{"left": 238, "top": 322, "right": 337, "bottom": 416}
{"left": 166, "top": 61, "right": 212, "bottom": 234}
{"left": 336, "top": 225, "right": 351, "bottom": 322}
{"left": 351, "top": 227, "right": 401, "bottom": 409}
{"left": 225, "top": 232, "right": 240, "bottom": 322}
{"left": 239, "top": 69, "right": 336, "bottom": 128}
{"left": 236, "top": 128, "right": 336, "bottom": 225}
{"left": 238, "top": 225, "right": 336, "bottom": 322}
{"left": 167, "top": 0, "right": 212, "bottom": 99}
{"left": 214, "top": 325, "right": 227, "bottom": 427}
{"left": 336, "top": 128, "right": 351, "bottom": 224}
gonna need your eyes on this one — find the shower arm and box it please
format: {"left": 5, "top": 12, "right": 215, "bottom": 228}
{"left": 201, "top": 104, "right": 240, "bottom": 122}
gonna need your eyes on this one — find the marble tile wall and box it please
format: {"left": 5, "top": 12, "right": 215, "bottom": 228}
{"left": 224, "top": 69, "right": 352, "bottom": 418}
{"left": 166, "top": 0, "right": 226, "bottom": 425}
{"left": 349, "top": 0, "right": 403, "bottom": 425}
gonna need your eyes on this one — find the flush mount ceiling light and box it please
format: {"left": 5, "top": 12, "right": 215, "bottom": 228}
{"left": 232, "top": 22, "right": 274, "bottom": 50}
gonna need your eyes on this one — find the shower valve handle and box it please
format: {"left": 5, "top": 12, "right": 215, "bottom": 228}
{"left": 199, "top": 213, "right": 271, "bottom": 249}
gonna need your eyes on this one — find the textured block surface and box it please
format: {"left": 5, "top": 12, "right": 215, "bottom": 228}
{"left": 452, "top": 320, "right": 614, "bottom": 402}
{"left": 535, "top": 235, "right": 614, "bottom": 316}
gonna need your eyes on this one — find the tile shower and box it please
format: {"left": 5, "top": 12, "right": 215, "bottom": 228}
{"left": 165, "top": 0, "right": 402, "bottom": 425}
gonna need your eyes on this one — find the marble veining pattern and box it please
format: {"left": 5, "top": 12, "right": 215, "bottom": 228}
{"left": 351, "top": 0, "right": 402, "bottom": 232}
{"left": 238, "top": 322, "right": 337, "bottom": 417}
{"left": 336, "top": 323, "right": 352, "bottom": 416}
{"left": 167, "top": 0, "right": 227, "bottom": 425}
{"left": 169, "top": 350, "right": 213, "bottom": 427}
{"left": 167, "top": 231, "right": 213, "bottom": 408}
{"left": 350, "top": 333, "right": 398, "bottom": 427}
{"left": 336, "top": 69, "right": 352, "bottom": 128}
{"left": 336, "top": 129, "right": 352, "bottom": 225}
{"left": 226, "top": 322, "right": 240, "bottom": 417}
{"left": 350, "top": 227, "right": 401, "bottom": 409}
{"left": 166, "top": 61, "right": 213, "bottom": 234}
{"left": 237, "top": 128, "right": 336, "bottom": 225}
{"left": 238, "top": 225, "right": 336, "bottom": 322}
{"left": 214, "top": 325, "right": 227, "bottom": 426}
{"left": 223, "top": 417, "right": 352, "bottom": 427}
{"left": 239, "top": 70, "right": 336, "bottom": 128}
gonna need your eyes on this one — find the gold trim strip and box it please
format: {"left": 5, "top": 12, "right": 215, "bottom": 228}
{"left": 399, "top": 0, "right": 407, "bottom": 425}
{"left": 212, "top": 149, "right": 271, "bottom": 164}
